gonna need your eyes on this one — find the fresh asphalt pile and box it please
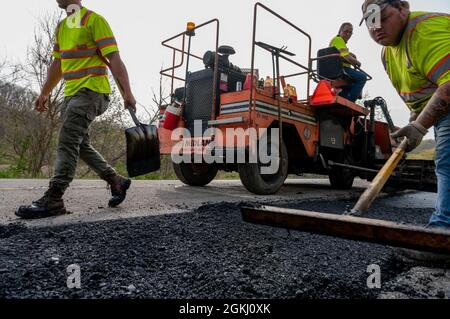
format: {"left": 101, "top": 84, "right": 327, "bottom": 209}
{"left": 0, "top": 198, "right": 442, "bottom": 299}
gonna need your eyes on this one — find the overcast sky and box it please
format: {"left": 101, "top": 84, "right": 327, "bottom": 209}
{"left": 1, "top": 0, "right": 449, "bottom": 132}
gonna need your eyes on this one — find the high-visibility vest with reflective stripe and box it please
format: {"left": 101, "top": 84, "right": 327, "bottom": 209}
{"left": 329, "top": 36, "right": 352, "bottom": 68}
{"left": 382, "top": 12, "right": 450, "bottom": 113}
{"left": 52, "top": 7, "right": 119, "bottom": 97}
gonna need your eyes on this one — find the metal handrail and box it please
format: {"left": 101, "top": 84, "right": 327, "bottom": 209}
{"left": 160, "top": 19, "right": 220, "bottom": 103}
{"left": 249, "top": 2, "right": 314, "bottom": 124}
{"left": 249, "top": 2, "right": 316, "bottom": 162}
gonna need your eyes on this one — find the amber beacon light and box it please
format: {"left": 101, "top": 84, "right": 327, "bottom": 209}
{"left": 186, "top": 22, "right": 196, "bottom": 36}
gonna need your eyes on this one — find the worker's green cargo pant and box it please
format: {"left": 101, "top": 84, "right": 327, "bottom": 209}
{"left": 50, "top": 88, "right": 117, "bottom": 192}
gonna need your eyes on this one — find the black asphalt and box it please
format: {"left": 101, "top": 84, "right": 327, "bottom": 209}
{"left": 0, "top": 198, "right": 437, "bottom": 299}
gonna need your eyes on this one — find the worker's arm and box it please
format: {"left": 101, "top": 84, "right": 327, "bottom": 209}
{"left": 416, "top": 82, "right": 450, "bottom": 129}
{"left": 331, "top": 37, "right": 362, "bottom": 68}
{"left": 35, "top": 59, "right": 62, "bottom": 113}
{"left": 407, "top": 16, "right": 450, "bottom": 130}
{"left": 409, "top": 111, "right": 419, "bottom": 123}
{"left": 343, "top": 54, "right": 362, "bottom": 68}
{"left": 392, "top": 82, "right": 450, "bottom": 152}
{"left": 88, "top": 13, "right": 136, "bottom": 111}
{"left": 106, "top": 51, "right": 136, "bottom": 111}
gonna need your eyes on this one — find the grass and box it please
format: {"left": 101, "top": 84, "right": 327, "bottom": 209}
{"left": 407, "top": 139, "right": 436, "bottom": 160}
{"left": 407, "top": 148, "right": 435, "bottom": 160}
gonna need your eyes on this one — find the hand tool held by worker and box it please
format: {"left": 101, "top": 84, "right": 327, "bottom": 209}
{"left": 349, "top": 138, "right": 408, "bottom": 216}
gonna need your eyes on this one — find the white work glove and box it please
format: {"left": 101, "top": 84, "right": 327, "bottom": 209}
{"left": 391, "top": 121, "right": 428, "bottom": 152}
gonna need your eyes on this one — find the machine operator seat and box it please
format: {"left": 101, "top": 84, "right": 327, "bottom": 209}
{"left": 316, "top": 47, "right": 354, "bottom": 91}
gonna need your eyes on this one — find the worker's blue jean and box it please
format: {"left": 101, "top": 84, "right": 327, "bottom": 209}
{"left": 340, "top": 67, "right": 367, "bottom": 102}
{"left": 429, "top": 112, "right": 450, "bottom": 228}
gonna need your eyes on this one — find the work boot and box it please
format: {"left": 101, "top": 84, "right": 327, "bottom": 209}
{"left": 16, "top": 186, "right": 67, "bottom": 220}
{"left": 106, "top": 175, "right": 132, "bottom": 208}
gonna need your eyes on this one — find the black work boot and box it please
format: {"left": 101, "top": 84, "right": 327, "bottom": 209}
{"left": 16, "top": 186, "right": 67, "bottom": 220}
{"left": 106, "top": 175, "right": 132, "bottom": 208}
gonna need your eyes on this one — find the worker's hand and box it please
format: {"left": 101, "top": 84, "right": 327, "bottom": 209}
{"left": 390, "top": 121, "right": 428, "bottom": 152}
{"left": 34, "top": 93, "right": 49, "bottom": 113}
{"left": 123, "top": 92, "right": 137, "bottom": 113}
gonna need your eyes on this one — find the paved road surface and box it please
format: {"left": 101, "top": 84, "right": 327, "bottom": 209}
{"left": 0, "top": 178, "right": 447, "bottom": 299}
{"left": 0, "top": 178, "right": 377, "bottom": 227}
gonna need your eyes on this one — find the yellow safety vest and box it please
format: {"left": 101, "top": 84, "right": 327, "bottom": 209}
{"left": 52, "top": 7, "right": 119, "bottom": 97}
{"left": 382, "top": 12, "right": 450, "bottom": 113}
{"left": 329, "top": 36, "right": 352, "bottom": 68}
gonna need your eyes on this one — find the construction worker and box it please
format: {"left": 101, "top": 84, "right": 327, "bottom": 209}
{"left": 329, "top": 22, "right": 367, "bottom": 102}
{"left": 361, "top": 0, "right": 450, "bottom": 228}
{"left": 16, "top": 0, "right": 136, "bottom": 219}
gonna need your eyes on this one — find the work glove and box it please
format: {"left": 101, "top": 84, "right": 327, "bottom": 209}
{"left": 390, "top": 121, "right": 428, "bottom": 152}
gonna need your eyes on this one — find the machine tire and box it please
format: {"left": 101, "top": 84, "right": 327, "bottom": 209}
{"left": 238, "top": 140, "right": 288, "bottom": 195}
{"left": 173, "top": 162, "right": 218, "bottom": 187}
{"left": 328, "top": 165, "right": 355, "bottom": 190}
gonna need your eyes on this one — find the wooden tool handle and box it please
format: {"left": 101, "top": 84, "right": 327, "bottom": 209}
{"left": 349, "top": 138, "right": 408, "bottom": 215}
